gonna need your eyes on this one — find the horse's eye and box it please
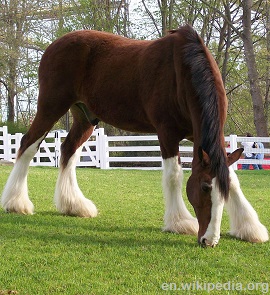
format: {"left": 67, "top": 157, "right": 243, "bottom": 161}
{"left": 201, "top": 182, "right": 212, "bottom": 192}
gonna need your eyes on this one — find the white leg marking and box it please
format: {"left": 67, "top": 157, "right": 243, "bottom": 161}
{"left": 1, "top": 136, "right": 44, "bottom": 214}
{"left": 54, "top": 146, "right": 98, "bottom": 217}
{"left": 163, "top": 156, "right": 198, "bottom": 235}
{"left": 200, "top": 178, "right": 224, "bottom": 247}
{"left": 225, "top": 167, "right": 268, "bottom": 243}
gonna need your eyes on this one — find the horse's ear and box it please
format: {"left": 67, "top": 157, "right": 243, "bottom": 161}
{"left": 227, "top": 148, "right": 244, "bottom": 167}
{"left": 198, "top": 146, "right": 211, "bottom": 167}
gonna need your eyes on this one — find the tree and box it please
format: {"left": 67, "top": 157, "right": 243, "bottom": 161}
{"left": 0, "top": 0, "right": 50, "bottom": 123}
{"left": 0, "top": 0, "right": 131, "bottom": 125}
{"left": 67, "top": 0, "right": 130, "bottom": 36}
{"left": 260, "top": 0, "right": 270, "bottom": 128}
{"left": 1, "top": 0, "right": 23, "bottom": 122}
{"left": 183, "top": 0, "right": 269, "bottom": 135}
{"left": 241, "top": 0, "right": 268, "bottom": 136}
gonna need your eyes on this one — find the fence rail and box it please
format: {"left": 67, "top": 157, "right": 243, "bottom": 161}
{"left": 1, "top": 126, "right": 270, "bottom": 170}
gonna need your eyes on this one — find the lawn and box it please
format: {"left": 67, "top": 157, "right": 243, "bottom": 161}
{"left": 0, "top": 167, "right": 269, "bottom": 294}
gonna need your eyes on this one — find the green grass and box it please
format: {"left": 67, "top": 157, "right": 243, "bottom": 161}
{"left": 0, "top": 167, "right": 269, "bottom": 294}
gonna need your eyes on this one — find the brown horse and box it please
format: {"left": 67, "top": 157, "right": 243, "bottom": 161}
{"left": 1, "top": 25, "right": 268, "bottom": 246}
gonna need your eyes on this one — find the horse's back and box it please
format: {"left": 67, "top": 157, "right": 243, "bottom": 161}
{"left": 39, "top": 30, "right": 152, "bottom": 92}
{"left": 36, "top": 27, "right": 197, "bottom": 134}
{"left": 40, "top": 30, "right": 149, "bottom": 71}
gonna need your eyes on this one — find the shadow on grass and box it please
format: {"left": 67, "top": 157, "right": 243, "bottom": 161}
{"left": 0, "top": 211, "right": 197, "bottom": 248}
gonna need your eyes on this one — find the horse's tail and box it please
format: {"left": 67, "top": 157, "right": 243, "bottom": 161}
{"left": 181, "top": 25, "right": 230, "bottom": 199}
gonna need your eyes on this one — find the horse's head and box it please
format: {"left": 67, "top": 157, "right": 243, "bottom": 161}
{"left": 186, "top": 147, "right": 243, "bottom": 247}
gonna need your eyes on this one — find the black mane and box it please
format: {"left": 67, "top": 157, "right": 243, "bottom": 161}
{"left": 181, "top": 25, "right": 229, "bottom": 198}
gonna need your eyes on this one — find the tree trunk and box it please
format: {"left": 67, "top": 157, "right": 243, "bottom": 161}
{"left": 221, "top": 1, "right": 231, "bottom": 85}
{"left": 265, "top": 0, "right": 270, "bottom": 123}
{"left": 160, "top": 0, "right": 167, "bottom": 36}
{"left": 242, "top": 0, "right": 268, "bottom": 136}
{"left": 7, "top": 89, "right": 15, "bottom": 122}
{"left": 5, "top": 0, "right": 22, "bottom": 123}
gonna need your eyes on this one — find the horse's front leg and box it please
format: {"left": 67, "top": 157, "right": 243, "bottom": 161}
{"left": 225, "top": 167, "right": 268, "bottom": 243}
{"left": 162, "top": 155, "right": 198, "bottom": 235}
{"left": 199, "top": 178, "right": 225, "bottom": 247}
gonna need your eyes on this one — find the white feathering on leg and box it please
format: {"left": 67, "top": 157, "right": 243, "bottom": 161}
{"left": 163, "top": 156, "right": 198, "bottom": 235}
{"left": 54, "top": 146, "right": 98, "bottom": 217}
{"left": 1, "top": 136, "right": 45, "bottom": 214}
{"left": 226, "top": 167, "right": 268, "bottom": 243}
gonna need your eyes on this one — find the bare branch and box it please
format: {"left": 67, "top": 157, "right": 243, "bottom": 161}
{"left": 141, "top": 0, "right": 161, "bottom": 37}
{"left": 200, "top": 0, "right": 243, "bottom": 38}
{"left": 0, "top": 79, "right": 9, "bottom": 91}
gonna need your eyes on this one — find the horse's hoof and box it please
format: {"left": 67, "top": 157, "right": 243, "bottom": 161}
{"left": 199, "top": 237, "right": 218, "bottom": 248}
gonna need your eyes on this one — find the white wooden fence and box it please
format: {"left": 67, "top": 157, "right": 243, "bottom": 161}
{"left": 1, "top": 126, "right": 270, "bottom": 170}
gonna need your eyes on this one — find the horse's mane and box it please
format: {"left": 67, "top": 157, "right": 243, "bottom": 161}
{"left": 177, "top": 25, "right": 229, "bottom": 199}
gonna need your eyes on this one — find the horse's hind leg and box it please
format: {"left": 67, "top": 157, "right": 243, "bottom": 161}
{"left": 1, "top": 110, "right": 64, "bottom": 214}
{"left": 54, "top": 105, "right": 98, "bottom": 217}
{"left": 1, "top": 135, "right": 44, "bottom": 214}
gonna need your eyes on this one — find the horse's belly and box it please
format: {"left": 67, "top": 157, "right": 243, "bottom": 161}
{"left": 88, "top": 101, "right": 156, "bottom": 133}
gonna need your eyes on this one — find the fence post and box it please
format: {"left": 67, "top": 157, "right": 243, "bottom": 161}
{"left": 230, "top": 134, "right": 238, "bottom": 170}
{"left": 97, "top": 128, "right": 109, "bottom": 169}
{"left": 3, "top": 126, "right": 10, "bottom": 161}
{"left": 54, "top": 131, "right": 61, "bottom": 168}
{"left": 15, "top": 133, "right": 23, "bottom": 159}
